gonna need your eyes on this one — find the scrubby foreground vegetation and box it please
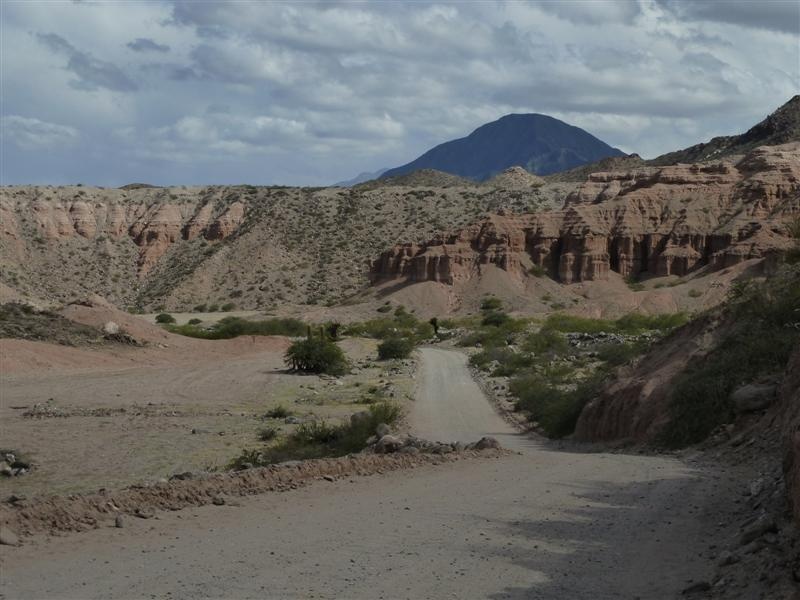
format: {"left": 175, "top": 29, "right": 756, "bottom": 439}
{"left": 661, "top": 266, "right": 800, "bottom": 447}
{"left": 459, "top": 298, "right": 687, "bottom": 438}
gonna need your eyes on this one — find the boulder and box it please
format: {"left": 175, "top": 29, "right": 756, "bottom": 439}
{"left": 731, "top": 383, "right": 777, "bottom": 413}
{"left": 375, "top": 423, "right": 391, "bottom": 438}
{"left": 474, "top": 436, "right": 501, "bottom": 450}
{"left": 103, "top": 321, "right": 120, "bottom": 335}
{"left": 374, "top": 434, "right": 403, "bottom": 454}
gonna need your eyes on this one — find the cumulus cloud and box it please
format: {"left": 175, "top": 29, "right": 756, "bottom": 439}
{"left": 2, "top": 115, "right": 79, "bottom": 150}
{"left": 1, "top": 1, "right": 797, "bottom": 185}
{"left": 36, "top": 32, "right": 138, "bottom": 92}
{"left": 127, "top": 38, "right": 170, "bottom": 53}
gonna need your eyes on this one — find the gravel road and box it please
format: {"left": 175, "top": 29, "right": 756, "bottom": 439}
{"left": 0, "top": 348, "right": 731, "bottom": 599}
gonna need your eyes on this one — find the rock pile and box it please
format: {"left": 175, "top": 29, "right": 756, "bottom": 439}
{"left": 364, "top": 421, "right": 501, "bottom": 456}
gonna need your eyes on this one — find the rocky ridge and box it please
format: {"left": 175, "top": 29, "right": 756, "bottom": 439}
{"left": 370, "top": 144, "right": 800, "bottom": 287}
{"left": 0, "top": 183, "right": 571, "bottom": 310}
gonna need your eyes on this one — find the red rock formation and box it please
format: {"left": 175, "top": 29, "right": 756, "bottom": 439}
{"left": 0, "top": 192, "right": 248, "bottom": 277}
{"left": 371, "top": 144, "right": 800, "bottom": 286}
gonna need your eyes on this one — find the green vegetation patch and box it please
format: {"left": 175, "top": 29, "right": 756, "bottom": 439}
{"left": 231, "top": 401, "right": 402, "bottom": 468}
{"left": 168, "top": 316, "right": 306, "bottom": 339}
{"left": 661, "top": 271, "right": 800, "bottom": 448}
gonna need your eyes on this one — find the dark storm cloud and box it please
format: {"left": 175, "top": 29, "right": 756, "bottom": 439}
{"left": 656, "top": 0, "right": 800, "bottom": 34}
{"left": 127, "top": 38, "right": 170, "bottom": 53}
{"left": 36, "top": 32, "right": 138, "bottom": 92}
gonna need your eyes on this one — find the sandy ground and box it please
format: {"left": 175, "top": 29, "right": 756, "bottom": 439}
{"left": 0, "top": 335, "right": 414, "bottom": 496}
{"left": 0, "top": 347, "right": 740, "bottom": 599}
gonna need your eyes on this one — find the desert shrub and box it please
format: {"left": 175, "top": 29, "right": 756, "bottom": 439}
{"left": 221, "top": 302, "right": 236, "bottom": 311}
{"left": 661, "top": 270, "right": 799, "bottom": 448}
{"left": 543, "top": 312, "right": 687, "bottom": 335}
{"left": 596, "top": 341, "right": 647, "bottom": 367}
{"left": 257, "top": 426, "right": 278, "bottom": 441}
{"left": 207, "top": 304, "right": 219, "bottom": 312}
{"left": 480, "top": 296, "right": 503, "bottom": 311}
{"left": 263, "top": 405, "right": 292, "bottom": 419}
{"left": 510, "top": 375, "right": 600, "bottom": 438}
{"left": 230, "top": 401, "right": 402, "bottom": 468}
{"left": 376, "top": 304, "right": 392, "bottom": 313}
{"left": 168, "top": 316, "right": 306, "bottom": 339}
{"left": 529, "top": 264, "right": 547, "bottom": 277}
{"left": 345, "top": 310, "right": 433, "bottom": 344}
{"left": 285, "top": 335, "right": 348, "bottom": 376}
{"left": 521, "top": 328, "right": 568, "bottom": 356}
{"left": 481, "top": 311, "right": 511, "bottom": 327}
{"left": 687, "top": 289, "right": 702, "bottom": 298}
{"left": 188, "top": 318, "right": 202, "bottom": 325}
{"left": 193, "top": 304, "right": 207, "bottom": 312}
{"left": 377, "top": 337, "right": 414, "bottom": 360}
{"left": 155, "top": 313, "right": 176, "bottom": 324}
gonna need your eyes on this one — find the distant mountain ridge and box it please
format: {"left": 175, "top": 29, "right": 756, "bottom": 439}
{"left": 379, "top": 113, "right": 625, "bottom": 182}
{"left": 650, "top": 95, "right": 800, "bottom": 166}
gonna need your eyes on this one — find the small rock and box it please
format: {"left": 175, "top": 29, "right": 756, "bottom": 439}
{"left": 114, "top": 515, "right": 125, "bottom": 528}
{"left": 681, "top": 581, "right": 711, "bottom": 595}
{"left": 717, "top": 550, "right": 739, "bottom": 566}
{"left": 475, "top": 436, "right": 501, "bottom": 450}
{"left": 323, "top": 475, "right": 335, "bottom": 482}
{"left": 731, "top": 383, "right": 776, "bottom": 413}
{"left": 398, "top": 446, "right": 419, "bottom": 455}
{"left": 103, "top": 321, "right": 120, "bottom": 335}
{"left": 0, "top": 527, "right": 19, "bottom": 546}
{"left": 374, "top": 434, "right": 403, "bottom": 454}
{"left": 212, "top": 496, "right": 226, "bottom": 506}
{"left": 375, "top": 423, "right": 391, "bottom": 438}
{"left": 740, "top": 514, "right": 777, "bottom": 545}
{"left": 0, "top": 462, "right": 12, "bottom": 477}
{"left": 134, "top": 507, "right": 155, "bottom": 519}
{"left": 284, "top": 416, "right": 302, "bottom": 425}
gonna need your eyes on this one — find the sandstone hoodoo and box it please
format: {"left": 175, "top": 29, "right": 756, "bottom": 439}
{"left": 371, "top": 143, "right": 800, "bottom": 286}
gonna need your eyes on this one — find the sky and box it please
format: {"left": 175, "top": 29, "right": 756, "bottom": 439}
{"left": 1, "top": 0, "right": 798, "bottom": 187}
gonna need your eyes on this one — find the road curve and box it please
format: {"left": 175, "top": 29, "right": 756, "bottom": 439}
{"left": 0, "top": 349, "right": 728, "bottom": 599}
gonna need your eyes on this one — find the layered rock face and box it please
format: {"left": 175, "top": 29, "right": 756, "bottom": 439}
{"left": 1, "top": 188, "right": 246, "bottom": 276}
{"left": 371, "top": 144, "right": 800, "bottom": 286}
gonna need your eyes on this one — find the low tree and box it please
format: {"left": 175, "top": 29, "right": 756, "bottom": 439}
{"left": 155, "top": 313, "right": 176, "bottom": 324}
{"left": 285, "top": 327, "right": 348, "bottom": 375}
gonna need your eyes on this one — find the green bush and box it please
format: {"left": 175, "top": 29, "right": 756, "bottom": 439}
{"left": 208, "top": 304, "right": 219, "bottom": 312}
{"left": 661, "top": 269, "right": 799, "bottom": 448}
{"left": 188, "top": 318, "right": 202, "bottom": 325}
{"left": 480, "top": 296, "right": 503, "bottom": 311}
{"left": 285, "top": 335, "right": 348, "bottom": 376}
{"left": 155, "top": 313, "right": 176, "bottom": 324}
{"left": 168, "top": 316, "right": 306, "bottom": 339}
{"left": 221, "top": 302, "right": 236, "bottom": 311}
{"left": 263, "top": 405, "right": 291, "bottom": 419}
{"left": 596, "top": 341, "right": 646, "bottom": 368}
{"left": 230, "top": 402, "right": 402, "bottom": 468}
{"left": 377, "top": 337, "right": 414, "bottom": 360}
{"left": 482, "top": 311, "right": 511, "bottom": 327}
{"left": 257, "top": 426, "right": 278, "bottom": 441}
{"left": 510, "top": 375, "right": 600, "bottom": 438}
{"left": 193, "top": 304, "right": 207, "bottom": 312}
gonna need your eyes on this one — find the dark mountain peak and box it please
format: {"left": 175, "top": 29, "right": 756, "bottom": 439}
{"left": 380, "top": 113, "right": 624, "bottom": 181}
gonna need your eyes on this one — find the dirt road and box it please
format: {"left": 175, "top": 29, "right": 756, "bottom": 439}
{"left": 1, "top": 348, "right": 732, "bottom": 599}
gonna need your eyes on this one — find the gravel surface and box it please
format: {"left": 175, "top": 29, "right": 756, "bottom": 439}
{"left": 0, "top": 348, "right": 739, "bottom": 599}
